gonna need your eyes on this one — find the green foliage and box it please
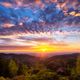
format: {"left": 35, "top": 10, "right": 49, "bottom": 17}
{"left": 71, "top": 68, "right": 76, "bottom": 76}
{"left": 33, "top": 61, "right": 46, "bottom": 70}
{"left": 6, "top": 78, "right": 11, "bottom": 80}
{"left": 1, "top": 54, "right": 80, "bottom": 80}
{"left": 58, "top": 76, "right": 69, "bottom": 80}
{"left": 76, "top": 55, "right": 80, "bottom": 75}
{"left": 8, "top": 59, "right": 18, "bottom": 77}
{"left": 19, "top": 64, "right": 29, "bottom": 75}
{"left": 12, "top": 75, "right": 25, "bottom": 80}
{"left": 0, "top": 77, "right": 6, "bottom": 80}
{"left": 36, "top": 69, "right": 57, "bottom": 80}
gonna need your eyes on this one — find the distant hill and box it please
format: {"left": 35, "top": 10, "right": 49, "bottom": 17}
{"left": 0, "top": 53, "right": 40, "bottom": 66}
{"left": 0, "top": 53, "right": 80, "bottom": 67}
{"left": 44, "top": 53, "right": 80, "bottom": 71}
{"left": 46, "top": 53, "right": 79, "bottom": 61}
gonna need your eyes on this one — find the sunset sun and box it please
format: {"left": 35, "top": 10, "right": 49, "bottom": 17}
{"left": 37, "top": 45, "right": 49, "bottom": 52}
{"left": 33, "top": 44, "right": 54, "bottom": 53}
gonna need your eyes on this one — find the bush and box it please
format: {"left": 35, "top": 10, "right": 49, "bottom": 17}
{"left": 12, "top": 75, "right": 25, "bottom": 80}
{"left": 0, "top": 77, "right": 6, "bottom": 80}
{"left": 59, "top": 76, "right": 69, "bottom": 80}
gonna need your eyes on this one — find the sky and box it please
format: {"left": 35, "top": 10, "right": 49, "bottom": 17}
{"left": 0, "top": 0, "right": 80, "bottom": 56}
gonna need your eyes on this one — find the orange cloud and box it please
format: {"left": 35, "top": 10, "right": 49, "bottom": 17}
{"left": 69, "top": 11, "right": 76, "bottom": 16}
{"left": 0, "top": 2, "right": 12, "bottom": 7}
{"left": 35, "top": 0, "right": 41, "bottom": 4}
{"left": 75, "top": 13, "right": 80, "bottom": 17}
{"left": 51, "top": 0, "right": 57, "bottom": 3}
{"left": 0, "top": 43, "right": 80, "bottom": 56}
{"left": 69, "top": 11, "right": 80, "bottom": 17}
{"left": 35, "top": 0, "right": 45, "bottom": 8}
{"left": 2, "top": 23, "right": 15, "bottom": 28}
{"left": 0, "top": 31, "right": 80, "bottom": 56}
{"left": 15, "top": 0, "right": 24, "bottom": 6}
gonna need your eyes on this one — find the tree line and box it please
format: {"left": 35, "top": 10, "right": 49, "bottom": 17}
{"left": 0, "top": 56, "right": 80, "bottom": 80}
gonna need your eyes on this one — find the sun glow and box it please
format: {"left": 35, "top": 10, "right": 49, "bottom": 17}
{"left": 32, "top": 44, "right": 54, "bottom": 57}
{"left": 33, "top": 44, "right": 53, "bottom": 53}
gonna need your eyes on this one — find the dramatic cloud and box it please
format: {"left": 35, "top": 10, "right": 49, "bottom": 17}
{"left": 0, "top": 0, "right": 80, "bottom": 35}
{"left": 0, "top": 0, "right": 80, "bottom": 54}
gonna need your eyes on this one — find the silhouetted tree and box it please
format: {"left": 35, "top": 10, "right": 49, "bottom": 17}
{"left": 76, "top": 55, "right": 80, "bottom": 75}
{"left": 8, "top": 59, "right": 18, "bottom": 77}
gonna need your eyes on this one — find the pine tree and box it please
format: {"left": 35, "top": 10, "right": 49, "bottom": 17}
{"left": 8, "top": 59, "right": 18, "bottom": 77}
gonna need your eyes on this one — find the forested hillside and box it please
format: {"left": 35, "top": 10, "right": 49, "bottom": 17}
{"left": 0, "top": 53, "right": 80, "bottom": 80}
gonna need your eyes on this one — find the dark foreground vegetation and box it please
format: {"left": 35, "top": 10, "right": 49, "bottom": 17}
{"left": 0, "top": 53, "right": 80, "bottom": 80}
